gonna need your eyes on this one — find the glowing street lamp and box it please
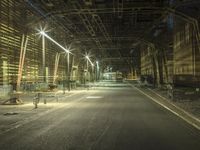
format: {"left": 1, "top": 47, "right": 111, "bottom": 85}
{"left": 96, "top": 61, "right": 99, "bottom": 68}
{"left": 40, "top": 31, "right": 70, "bottom": 54}
{"left": 41, "top": 31, "right": 46, "bottom": 83}
{"left": 85, "top": 55, "right": 94, "bottom": 66}
{"left": 85, "top": 55, "right": 96, "bottom": 83}
{"left": 96, "top": 61, "right": 99, "bottom": 81}
{"left": 40, "top": 30, "right": 72, "bottom": 91}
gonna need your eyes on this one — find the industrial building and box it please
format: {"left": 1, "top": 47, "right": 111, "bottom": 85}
{"left": 0, "top": 1, "right": 199, "bottom": 90}
{"left": 0, "top": 1, "right": 200, "bottom": 149}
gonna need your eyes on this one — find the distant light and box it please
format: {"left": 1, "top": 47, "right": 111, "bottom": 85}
{"left": 40, "top": 31, "right": 70, "bottom": 53}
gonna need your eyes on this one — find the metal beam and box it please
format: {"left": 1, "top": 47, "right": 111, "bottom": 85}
{"left": 102, "top": 57, "right": 133, "bottom": 61}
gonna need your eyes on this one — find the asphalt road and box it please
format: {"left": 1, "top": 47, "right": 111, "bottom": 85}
{"left": 0, "top": 84, "right": 200, "bottom": 150}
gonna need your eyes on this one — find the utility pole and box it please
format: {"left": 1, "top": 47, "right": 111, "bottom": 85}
{"left": 42, "top": 34, "right": 46, "bottom": 83}
{"left": 67, "top": 52, "right": 70, "bottom": 91}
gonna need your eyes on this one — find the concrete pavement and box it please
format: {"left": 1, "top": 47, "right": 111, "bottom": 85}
{"left": 0, "top": 89, "right": 87, "bottom": 133}
{"left": 0, "top": 83, "right": 200, "bottom": 150}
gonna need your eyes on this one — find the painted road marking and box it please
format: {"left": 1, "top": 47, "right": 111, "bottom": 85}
{"left": 86, "top": 96, "right": 103, "bottom": 99}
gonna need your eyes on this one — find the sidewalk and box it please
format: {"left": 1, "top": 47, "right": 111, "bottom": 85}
{"left": 131, "top": 83, "right": 200, "bottom": 130}
{"left": 148, "top": 87, "right": 200, "bottom": 119}
{"left": 0, "top": 89, "right": 86, "bottom": 134}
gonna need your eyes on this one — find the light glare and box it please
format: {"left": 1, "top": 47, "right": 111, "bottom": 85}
{"left": 85, "top": 55, "right": 94, "bottom": 66}
{"left": 40, "top": 31, "right": 70, "bottom": 53}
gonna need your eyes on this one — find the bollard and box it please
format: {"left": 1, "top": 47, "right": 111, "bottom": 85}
{"left": 33, "top": 96, "right": 38, "bottom": 109}
{"left": 35, "top": 101, "right": 38, "bottom": 108}
{"left": 44, "top": 98, "right": 46, "bottom": 104}
{"left": 34, "top": 102, "right": 37, "bottom": 109}
{"left": 33, "top": 93, "right": 40, "bottom": 109}
{"left": 56, "top": 95, "right": 58, "bottom": 102}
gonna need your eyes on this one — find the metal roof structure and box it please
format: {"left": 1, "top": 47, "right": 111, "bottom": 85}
{"left": 0, "top": 0, "right": 199, "bottom": 85}
{"left": 25, "top": 0, "right": 179, "bottom": 70}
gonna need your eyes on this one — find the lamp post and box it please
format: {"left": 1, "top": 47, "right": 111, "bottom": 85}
{"left": 40, "top": 31, "right": 71, "bottom": 93}
{"left": 91, "top": 63, "right": 94, "bottom": 82}
{"left": 42, "top": 34, "right": 46, "bottom": 83}
{"left": 61, "top": 51, "right": 71, "bottom": 93}
{"left": 59, "top": 52, "right": 67, "bottom": 94}
{"left": 85, "top": 59, "right": 88, "bottom": 88}
{"left": 96, "top": 61, "right": 99, "bottom": 81}
{"left": 86, "top": 56, "right": 89, "bottom": 84}
{"left": 67, "top": 51, "right": 70, "bottom": 91}
{"left": 85, "top": 55, "right": 94, "bottom": 83}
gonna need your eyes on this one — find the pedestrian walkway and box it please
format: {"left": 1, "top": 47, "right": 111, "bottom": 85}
{"left": 147, "top": 87, "right": 200, "bottom": 120}
{"left": 127, "top": 80, "right": 200, "bottom": 130}
{"left": 0, "top": 88, "right": 86, "bottom": 133}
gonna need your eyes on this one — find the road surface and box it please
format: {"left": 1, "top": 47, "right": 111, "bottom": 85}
{"left": 0, "top": 83, "right": 200, "bottom": 150}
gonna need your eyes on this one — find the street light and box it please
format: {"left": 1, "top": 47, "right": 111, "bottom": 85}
{"left": 41, "top": 32, "right": 46, "bottom": 83}
{"left": 96, "top": 61, "right": 99, "bottom": 81}
{"left": 60, "top": 49, "right": 72, "bottom": 93}
{"left": 40, "top": 31, "right": 70, "bottom": 54}
{"left": 85, "top": 55, "right": 95, "bottom": 83}
{"left": 39, "top": 31, "right": 72, "bottom": 92}
{"left": 85, "top": 55, "right": 94, "bottom": 66}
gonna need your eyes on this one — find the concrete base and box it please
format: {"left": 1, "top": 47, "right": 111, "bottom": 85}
{"left": 1, "top": 97, "right": 23, "bottom": 105}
